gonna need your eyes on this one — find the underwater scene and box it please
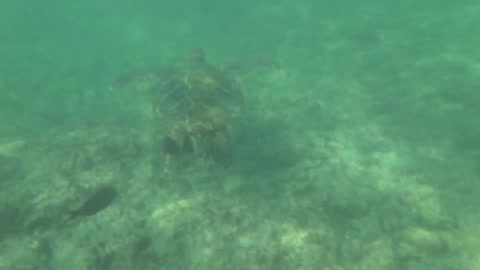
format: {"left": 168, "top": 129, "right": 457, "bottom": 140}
{"left": 1, "top": 1, "right": 480, "bottom": 269}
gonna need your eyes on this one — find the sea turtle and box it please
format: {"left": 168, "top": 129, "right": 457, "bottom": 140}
{"left": 111, "top": 49, "right": 278, "bottom": 167}
{"left": 153, "top": 49, "right": 244, "bottom": 167}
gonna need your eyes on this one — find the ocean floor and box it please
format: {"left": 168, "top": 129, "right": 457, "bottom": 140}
{"left": 1, "top": 1, "right": 480, "bottom": 270}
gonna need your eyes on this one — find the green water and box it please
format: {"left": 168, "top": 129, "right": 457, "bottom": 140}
{"left": 1, "top": 1, "right": 479, "bottom": 269}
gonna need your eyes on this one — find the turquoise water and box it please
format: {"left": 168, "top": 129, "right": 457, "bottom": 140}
{"left": 1, "top": 1, "right": 480, "bottom": 269}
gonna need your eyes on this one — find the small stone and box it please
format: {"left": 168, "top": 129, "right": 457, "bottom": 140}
{"left": 399, "top": 227, "right": 449, "bottom": 258}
